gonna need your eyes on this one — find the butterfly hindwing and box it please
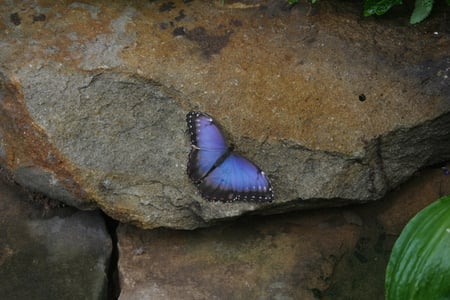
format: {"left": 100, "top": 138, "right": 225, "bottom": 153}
{"left": 186, "top": 111, "right": 273, "bottom": 202}
{"left": 198, "top": 153, "right": 273, "bottom": 202}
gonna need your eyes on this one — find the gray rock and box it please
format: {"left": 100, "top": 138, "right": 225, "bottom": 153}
{"left": 0, "top": 178, "right": 112, "bottom": 300}
{"left": 13, "top": 165, "right": 93, "bottom": 209}
{"left": 0, "top": 1, "right": 449, "bottom": 229}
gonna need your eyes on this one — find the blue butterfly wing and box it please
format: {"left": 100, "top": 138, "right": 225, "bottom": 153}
{"left": 186, "top": 111, "right": 273, "bottom": 202}
{"left": 186, "top": 112, "right": 228, "bottom": 181}
{"left": 187, "top": 112, "right": 227, "bottom": 150}
{"left": 198, "top": 153, "right": 273, "bottom": 202}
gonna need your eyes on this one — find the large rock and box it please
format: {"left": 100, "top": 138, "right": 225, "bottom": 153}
{"left": 0, "top": 177, "right": 112, "bottom": 300}
{"left": 118, "top": 211, "right": 361, "bottom": 300}
{"left": 117, "top": 166, "right": 450, "bottom": 299}
{"left": 0, "top": 0, "right": 449, "bottom": 228}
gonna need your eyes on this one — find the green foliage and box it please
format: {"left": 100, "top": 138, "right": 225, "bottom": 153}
{"left": 363, "top": 0, "right": 403, "bottom": 16}
{"left": 385, "top": 196, "right": 450, "bottom": 299}
{"left": 286, "top": 0, "right": 449, "bottom": 23}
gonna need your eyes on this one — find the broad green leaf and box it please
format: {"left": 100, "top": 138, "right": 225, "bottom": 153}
{"left": 385, "top": 196, "right": 450, "bottom": 299}
{"left": 410, "top": 0, "right": 434, "bottom": 24}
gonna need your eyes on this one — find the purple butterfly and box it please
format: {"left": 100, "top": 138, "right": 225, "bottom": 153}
{"left": 186, "top": 111, "right": 274, "bottom": 202}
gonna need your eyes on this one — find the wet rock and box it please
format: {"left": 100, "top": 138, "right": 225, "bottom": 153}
{"left": 0, "top": 177, "right": 112, "bottom": 300}
{"left": 377, "top": 165, "right": 450, "bottom": 236}
{"left": 117, "top": 165, "right": 450, "bottom": 299}
{"left": 117, "top": 211, "right": 360, "bottom": 300}
{"left": 324, "top": 165, "right": 450, "bottom": 299}
{"left": 0, "top": 1, "right": 449, "bottom": 229}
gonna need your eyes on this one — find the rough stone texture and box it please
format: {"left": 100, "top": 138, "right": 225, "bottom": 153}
{"left": 117, "top": 165, "right": 450, "bottom": 300}
{"left": 118, "top": 211, "right": 361, "bottom": 300}
{"left": 325, "top": 165, "right": 450, "bottom": 299}
{"left": 0, "top": 0, "right": 449, "bottom": 229}
{"left": 0, "top": 177, "right": 112, "bottom": 300}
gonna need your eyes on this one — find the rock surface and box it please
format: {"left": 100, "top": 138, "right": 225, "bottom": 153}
{"left": 0, "top": 0, "right": 449, "bottom": 229}
{"left": 0, "top": 176, "right": 112, "bottom": 300}
{"left": 118, "top": 211, "right": 361, "bottom": 300}
{"left": 117, "top": 166, "right": 450, "bottom": 299}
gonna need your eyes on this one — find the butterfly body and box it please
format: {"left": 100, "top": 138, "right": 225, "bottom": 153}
{"left": 186, "top": 111, "right": 273, "bottom": 202}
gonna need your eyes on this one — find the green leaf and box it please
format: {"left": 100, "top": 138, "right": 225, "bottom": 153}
{"left": 385, "top": 196, "right": 450, "bottom": 299}
{"left": 363, "top": 0, "right": 403, "bottom": 16}
{"left": 410, "top": 0, "right": 434, "bottom": 24}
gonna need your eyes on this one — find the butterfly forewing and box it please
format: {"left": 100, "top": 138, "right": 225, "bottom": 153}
{"left": 187, "top": 112, "right": 228, "bottom": 180}
{"left": 187, "top": 112, "right": 228, "bottom": 150}
{"left": 186, "top": 111, "right": 273, "bottom": 202}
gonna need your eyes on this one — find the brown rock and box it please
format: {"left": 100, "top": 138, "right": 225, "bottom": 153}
{"left": 117, "top": 165, "right": 450, "bottom": 299}
{"left": 325, "top": 165, "right": 450, "bottom": 299}
{"left": 0, "top": 1, "right": 449, "bottom": 229}
{"left": 118, "top": 211, "right": 361, "bottom": 299}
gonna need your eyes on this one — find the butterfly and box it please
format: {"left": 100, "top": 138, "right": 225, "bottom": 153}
{"left": 186, "top": 111, "right": 273, "bottom": 202}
